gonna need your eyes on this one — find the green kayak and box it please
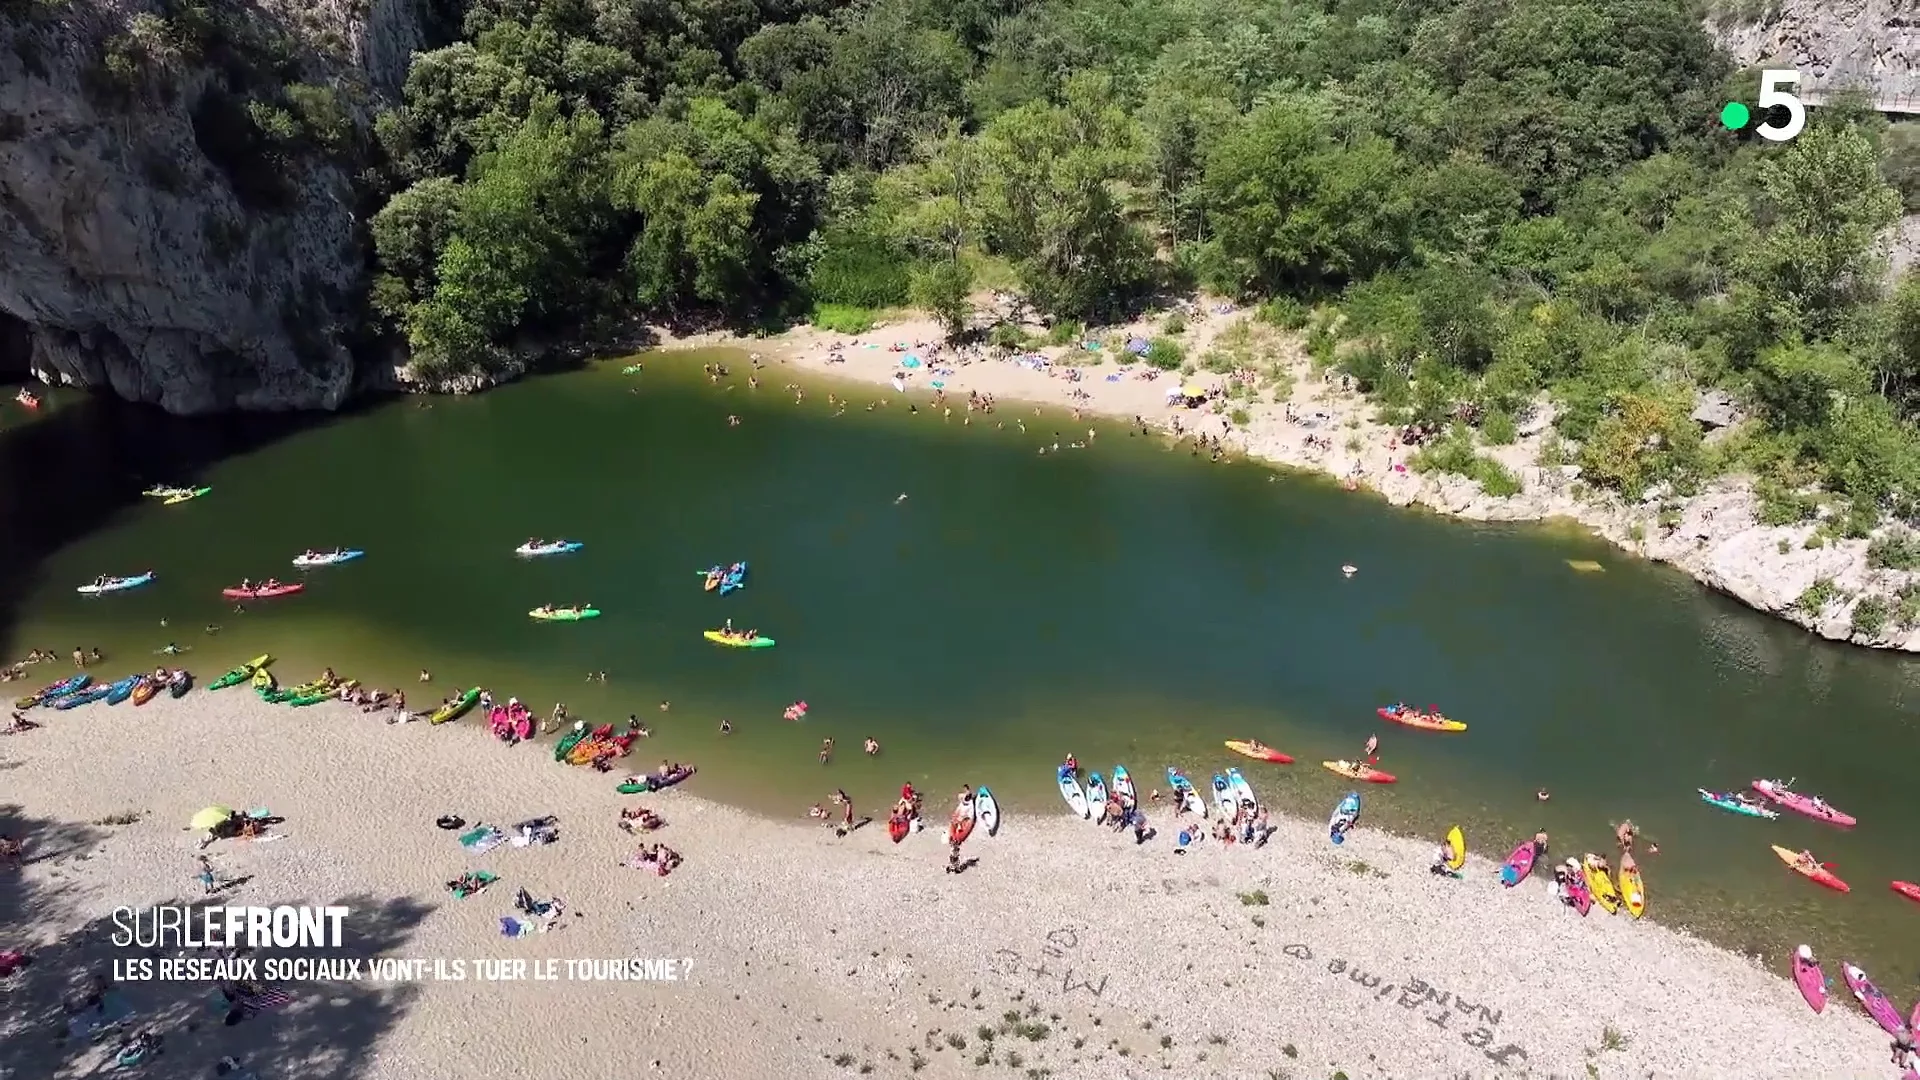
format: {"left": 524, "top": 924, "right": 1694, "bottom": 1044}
{"left": 554, "top": 727, "right": 589, "bottom": 761}
{"left": 209, "top": 654, "right": 272, "bottom": 690}
{"left": 429, "top": 687, "right": 480, "bottom": 725}
{"left": 530, "top": 607, "right": 600, "bottom": 621}
{"left": 286, "top": 692, "right": 331, "bottom": 707}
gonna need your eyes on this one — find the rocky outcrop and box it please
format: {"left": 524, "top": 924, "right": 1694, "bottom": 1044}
{"left": 0, "top": 0, "right": 428, "bottom": 413}
{"left": 1708, "top": 0, "right": 1920, "bottom": 105}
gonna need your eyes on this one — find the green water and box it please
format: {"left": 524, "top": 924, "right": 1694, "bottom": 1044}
{"left": 5, "top": 355, "right": 1920, "bottom": 993}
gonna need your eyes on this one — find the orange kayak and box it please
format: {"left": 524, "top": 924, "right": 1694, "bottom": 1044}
{"left": 1772, "top": 845, "right": 1849, "bottom": 892}
{"left": 949, "top": 809, "right": 975, "bottom": 845}
{"left": 1225, "top": 740, "right": 1293, "bottom": 764}
{"left": 1376, "top": 706, "right": 1466, "bottom": 732}
{"left": 1322, "top": 760, "right": 1397, "bottom": 783}
{"left": 131, "top": 678, "right": 158, "bottom": 706}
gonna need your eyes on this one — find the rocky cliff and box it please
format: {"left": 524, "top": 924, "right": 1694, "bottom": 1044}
{"left": 0, "top": 0, "right": 429, "bottom": 413}
{"left": 1708, "top": 0, "right": 1920, "bottom": 104}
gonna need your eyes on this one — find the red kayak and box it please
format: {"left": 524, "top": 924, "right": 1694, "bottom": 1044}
{"left": 221, "top": 583, "right": 305, "bottom": 600}
{"left": 1499, "top": 840, "right": 1538, "bottom": 887}
{"left": 888, "top": 815, "right": 910, "bottom": 843}
{"left": 1893, "top": 881, "right": 1920, "bottom": 904}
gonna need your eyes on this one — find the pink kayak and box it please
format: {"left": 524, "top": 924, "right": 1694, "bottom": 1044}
{"left": 221, "top": 583, "right": 306, "bottom": 600}
{"left": 1841, "top": 962, "right": 1909, "bottom": 1036}
{"left": 1561, "top": 863, "right": 1592, "bottom": 915}
{"left": 1791, "top": 945, "right": 1825, "bottom": 1013}
{"left": 1498, "top": 841, "right": 1537, "bottom": 886}
{"left": 1750, "top": 779, "right": 1855, "bottom": 827}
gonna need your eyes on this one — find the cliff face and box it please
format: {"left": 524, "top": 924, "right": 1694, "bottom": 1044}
{"left": 1709, "top": 0, "right": 1920, "bottom": 104}
{"left": 0, "top": 0, "right": 428, "bottom": 413}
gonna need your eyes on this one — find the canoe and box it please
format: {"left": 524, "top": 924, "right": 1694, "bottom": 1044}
{"left": 1751, "top": 780, "right": 1855, "bottom": 827}
{"left": 1893, "top": 881, "right": 1920, "bottom": 904}
{"left": 1584, "top": 857, "right": 1621, "bottom": 914}
{"left": 1328, "top": 792, "right": 1360, "bottom": 844}
{"left": 209, "top": 655, "right": 271, "bottom": 690}
{"left": 1772, "top": 844, "right": 1850, "bottom": 892}
{"left": 1445, "top": 826, "right": 1466, "bottom": 871}
{"left": 1561, "top": 863, "right": 1592, "bottom": 915}
{"left": 1109, "top": 766, "right": 1135, "bottom": 803}
{"left": 1792, "top": 945, "right": 1826, "bottom": 1013}
{"left": 1226, "top": 767, "right": 1256, "bottom": 807}
{"left": 1086, "top": 773, "right": 1109, "bottom": 819}
{"left": 292, "top": 549, "right": 364, "bottom": 568}
{"left": 221, "top": 583, "right": 304, "bottom": 600}
{"left": 1321, "top": 759, "right": 1397, "bottom": 783}
{"left": 16, "top": 673, "right": 89, "bottom": 709}
{"left": 1376, "top": 706, "right": 1467, "bottom": 733}
{"left": 286, "top": 692, "right": 332, "bottom": 707}
{"left": 1841, "top": 962, "right": 1909, "bottom": 1036}
{"left": 514, "top": 541, "right": 583, "bottom": 557}
{"left": 76, "top": 572, "right": 155, "bottom": 595}
{"left": 1699, "top": 788, "right": 1779, "bottom": 819}
{"left": 703, "top": 630, "right": 774, "bottom": 648}
{"left": 130, "top": 678, "right": 157, "bottom": 706}
{"left": 1618, "top": 864, "right": 1646, "bottom": 918}
{"left": 103, "top": 675, "right": 141, "bottom": 705}
{"left": 167, "top": 671, "right": 192, "bottom": 698}
{"left": 975, "top": 786, "right": 1000, "bottom": 836}
{"left": 949, "top": 803, "right": 975, "bottom": 845}
{"left": 1499, "top": 841, "right": 1537, "bottom": 886}
{"left": 553, "top": 727, "right": 589, "bottom": 761}
{"left": 1224, "top": 739, "right": 1293, "bottom": 764}
{"left": 162, "top": 487, "right": 211, "bottom": 505}
{"left": 1057, "top": 769, "right": 1090, "bottom": 819}
{"left": 429, "top": 688, "right": 481, "bottom": 725}
{"left": 251, "top": 668, "right": 275, "bottom": 692}
{"left": 1165, "top": 767, "right": 1206, "bottom": 817}
{"left": 54, "top": 684, "right": 113, "bottom": 709}
{"left": 529, "top": 607, "right": 600, "bottom": 621}
{"left": 1210, "top": 774, "right": 1235, "bottom": 816}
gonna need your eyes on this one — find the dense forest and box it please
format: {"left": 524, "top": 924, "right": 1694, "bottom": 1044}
{"left": 87, "top": 0, "right": 1920, "bottom": 563}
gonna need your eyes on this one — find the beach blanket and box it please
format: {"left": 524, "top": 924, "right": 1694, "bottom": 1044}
{"left": 67, "top": 992, "right": 133, "bottom": 1039}
{"left": 499, "top": 917, "right": 534, "bottom": 938}
{"left": 508, "top": 818, "right": 559, "bottom": 847}
{"left": 449, "top": 871, "right": 499, "bottom": 899}
{"left": 458, "top": 826, "right": 504, "bottom": 854}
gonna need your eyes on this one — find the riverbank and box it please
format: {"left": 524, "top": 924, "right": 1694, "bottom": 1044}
{"left": 0, "top": 686, "right": 1892, "bottom": 1079}
{"left": 658, "top": 308, "right": 1920, "bottom": 654}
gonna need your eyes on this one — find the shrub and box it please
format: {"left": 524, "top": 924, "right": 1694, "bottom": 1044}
{"left": 1258, "top": 296, "right": 1309, "bottom": 329}
{"left": 810, "top": 303, "right": 877, "bottom": 334}
{"left": 1794, "top": 577, "right": 1840, "bottom": 614}
{"left": 1868, "top": 529, "right": 1920, "bottom": 571}
{"left": 1480, "top": 407, "right": 1517, "bottom": 445}
{"left": 1852, "top": 595, "right": 1892, "bottom": 638}
{"left": 808, "top": 232, "right": 911, "bottom": 308}
{"left": 1144, "top": 337, "right": 1184, "bottom": 370}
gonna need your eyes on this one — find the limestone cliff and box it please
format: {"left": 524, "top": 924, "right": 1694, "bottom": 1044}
{"left": 1708, "top": 0, "right": 1920, "bottom": 104}
{"left": 0, "top": 0, "right": 429, "bottom": 413}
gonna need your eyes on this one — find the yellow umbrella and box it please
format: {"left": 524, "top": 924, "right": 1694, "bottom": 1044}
{"left": 1179, "top": 385, "right": 1205, "bottom": 398}
{"left": 190, "top": 806, "right": 234, "bottom": 831}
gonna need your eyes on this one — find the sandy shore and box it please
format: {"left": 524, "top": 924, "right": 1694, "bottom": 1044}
{"left": 0, "top": 682, "right": 1891, "bottom": 1080}
{"left": 659, "top": 307, "right": 1920, "bottom": 654}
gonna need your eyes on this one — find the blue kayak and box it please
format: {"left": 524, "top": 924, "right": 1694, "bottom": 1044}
{"left": 1329, "top": 792, "right": 1361, "bottom": 844}
{"left": 1698, "top": 788, "right": 1780, "bottom": 819}
{"left": 103, "top": 675, "right": 142, "bottom": 704}
{"left": 76, "top": 572, "right": 154, "bottom": 595}
{"left": 55, "top": 684, "right": 114, "bottom": 709}
{"left": 698, "top": 561, "right": 749, "bottom": 594}
{"left": 516, "top": 541, "right": 583, "bottom": 557}
{"left": 36, "top": 673, "right": 92, "bottom": 703}
{"left": 292, "top": 549, "right": 365, "bottom": 568}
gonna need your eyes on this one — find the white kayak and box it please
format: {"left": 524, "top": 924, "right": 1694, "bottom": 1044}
{"left": 1086, "top": 773, "right": 1109, "bottom": 820}
{"left": 975, "top": 786, "right": 1001, "bottom": 836}
{"left": 514, "top": 540, "right": 583, "bottom": 557}
{"left": 292, "top": 549, "right": 364, "bottom": 568}
{"left": 1057, "top": 770, "right": 1090, "bottom": 819}
{"left": 1111, "top": 765, "right": 1136, "bottom": 802}
{"left": 1227, "top": 767, "right": 1256, "bottom": 807}
{"left": 1166, "top": 767, "right": 1207, "bottom": 817}
{"left": 77, "top": 572, "right": 154, "bottom": 595}
{"left": 1211, "top": 773, "right": 1236, "bottom": 816}
{"left": 1329, "top": 791, "right": 1361, "bottom": 845}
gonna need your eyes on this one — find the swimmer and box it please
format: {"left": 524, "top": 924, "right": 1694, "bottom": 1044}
{"left": 819, "top": 738, "right": 833, "bottom": 764}
{"left": 863, "top": 737, "right": 879, "bottom": 755}
{"left": 1536, "top": 789, "right": 1550, "bottom": 802}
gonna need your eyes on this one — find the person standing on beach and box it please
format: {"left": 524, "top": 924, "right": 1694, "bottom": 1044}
{"left": 946, "top": 840, "right": 963, "bottom": 874}
{"left": 831, "top": 789, "right": 853, "bottom": 836}
{"left": 197, "top": 855, "right": 217, "bottom": 894}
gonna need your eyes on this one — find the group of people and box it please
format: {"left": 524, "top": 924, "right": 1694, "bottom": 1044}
{"left": 1, "top": 647, "right": 102, "bottom": 682}
{"left": 624, "top": 842, "right": 683, "bottom": 876}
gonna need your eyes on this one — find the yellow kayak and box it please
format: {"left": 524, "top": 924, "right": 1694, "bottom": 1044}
{"left": 251, "top": 668, "right": 275, "bottom": 692}
{"left": 1584, "top": 856, "right": 1621, "bottom": 914}
{"left": 1445, "top": 826, "right": 1466, "bottom": 871}
{"left": 1618, "top": 864, "right": 1646, "bottom": 918}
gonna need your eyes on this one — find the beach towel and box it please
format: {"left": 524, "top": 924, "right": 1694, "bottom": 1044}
{"left": 458, "top": 826, "right": 504, "bottom": 854}
{"left": 67, "top": 992, "right": 133, "bottom": 1038}
{"left": 449, "top": 871, "right": 499, "bottom": 898}
{"left": 499, "top": 917, "right": 533, "bottom": 938}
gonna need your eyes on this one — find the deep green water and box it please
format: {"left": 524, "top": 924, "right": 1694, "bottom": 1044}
{"left": 5, "top": 356, "right": 1920, "bottom": 994}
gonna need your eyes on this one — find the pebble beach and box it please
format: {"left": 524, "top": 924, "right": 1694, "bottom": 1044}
{"left": 0, "top": 687, "right": 1892, "bottom": 1080}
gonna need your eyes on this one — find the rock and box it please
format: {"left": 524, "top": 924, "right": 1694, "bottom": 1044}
{"left": 1708, "top": 0, "right": 1920, "bottom": 105}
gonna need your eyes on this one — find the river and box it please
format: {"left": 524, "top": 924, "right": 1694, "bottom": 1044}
{"left": 4, "top": 355, "right": 1919, "bottom": 995}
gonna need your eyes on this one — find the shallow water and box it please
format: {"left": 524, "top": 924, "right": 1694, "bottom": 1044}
{"left": 5, "top": 354, "right": 1919, "bottom": 996}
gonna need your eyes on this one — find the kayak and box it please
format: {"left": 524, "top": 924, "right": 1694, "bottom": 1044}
{"left": 1841, "top": 962, "right": 1909, "bottom": 1036}
{"left": 1085, "top": 773, "right": 1109, "bottom": 819}
{"left": 530, "top": 607, "right": 600, "bottom": 621}
{"left": 1751, "top": 780, "right": 1855, "bottom": 827}
{"left": 103, "top": 675, "right": 141, "bottom": 705}
{"left": 162, "top": 487, "right": 211, "bottom": 505}
{"left": 697, "top": 563, "right": 749, "bottom": 594}
{"left": 975, "top": 786, "right": 1000, "bottom": 836}
{"left": 949, "top": 803, "right": 976, "bottom": 845}
{"left": 16, "top": 673, "right": 89, "bottom": 709}
{"left": 1445, "top": 826, "right": 1466, "bottom": 871}
{"left": 54, "top": 684, "right": 112, "bottom": 709}
{"left": 1226, "top": 767, "right": 1255, "bottom": 807}
{"left": 1893, "top": 881, "right": 1920, "bottom": 904}
{"left": 887, "top": 814, "right": 909, "bottom": 843}
{"left": 1699, "top": 788, "right": 1779, "bottom": 819}
{"left": 209, "top": 655, "right": 271, "bottom": 690}
{"left": 429, "top": 688, "right": 481, "bottom": 725}
{"left": 1328, "top": 791, "right": 1360, "bottom": 844}
{"left": 1499, "top": 841, "right": 1538, "bottom": 886}
{"left": 167, "top": 671, "right": 192, "bottom": 698}
{"left": 1584, "top": 857, "right": 1621, "bottom": 914}
{"left": 1057, "top": 769, "right": 1090, "bottom": 819}
{"left": 76, "top": 572, "right": 154, "bottom": 595}
{"left": 1165, "top": 767, "right": 1206, "bottom": 817}
{"left": 1792, "top": 945, "right": 1826, "bottom": 1013}
{"left": 515, "top": 540, "right": 583, "bottom": 557}
{"left": 1321, "top": 759, "right": 1397, "bottom": 783}
{"left": 292, "top": 549, "right": 364, "bottom": 568}
{"left": 1224, "top": 739, "right": 1293, "bottom": 764}
{"left": 130, "top": 677, "right": 158, "bottom": 706}
{"left": 553, "top": 727, "right": 589, "bottom": 761}
{"left": 221, "top": 583, "right": 304, "bottom": 600}
{"left": 1618, "top": 864, "right": 1646, "bottom": 918}
{"left": 1110, "top": 766, "right": 1135, "bottom": 803}
{"left": 1209, "top": 774, "right": 1235, "bottom": 816}
{"left": 1772, "top": 844, "right": 1850, "bottom": 892}
{"left": 1561, "top": 863, "right": 1593, "bottom": 915}
{"left": 703, "top": 630, "right": 774, "bottom": 648}
{"left": 251, "top": 668, "right": 275, "bottom": 693}
{"left": 285, "top": 691, "right": 333, "bottom": 707}
{"left": 1376, "top": 705, "right": 1467, "bottom": 733}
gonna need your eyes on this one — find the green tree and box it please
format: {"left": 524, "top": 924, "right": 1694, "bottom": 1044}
{"left": 911, "top": 259, "right": 975, "bottom": 341}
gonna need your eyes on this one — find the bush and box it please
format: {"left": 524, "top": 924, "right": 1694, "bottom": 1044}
{"left": 808, "top": 233, "right": 911, "bottom": 308}
{"left": 1044, "top": 321, "right": 1084, "bottom": 347}
{"left": 988, "top": 322, "right": 1029, "bottom": 349}
{"left": 1852, "top": 594, "right": 1892, "bottom": 638}
{"left": 1258, "top": 296, "right": 1309, "bottom": 330}
{"left": 1144, "top": 337, "right": 1184, "bottom": 370}
{"left": 1868, "top": 529, "right": 1920, "bottom": 571}
{"left": 1161, "top": 312, "right": 1186, "bottom": 335}
{"left": 810, "top": 303, "right": 877, "bottom": 334}
{"left": 190, "top": 88, "right": 292, "bottom": 210}
{"left": 1795, "top": 577, "right": 1840, "bottom": 614}
{"left": 1480, "top": 408, "right": 1517, "bottom": 445}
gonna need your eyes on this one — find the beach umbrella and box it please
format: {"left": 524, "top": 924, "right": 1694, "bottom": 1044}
{"left": 190, "top": 806, "right": 234, "bottom": 831}
{"left": 1179, "top": 385, "right": 1205, "bottom": 398}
